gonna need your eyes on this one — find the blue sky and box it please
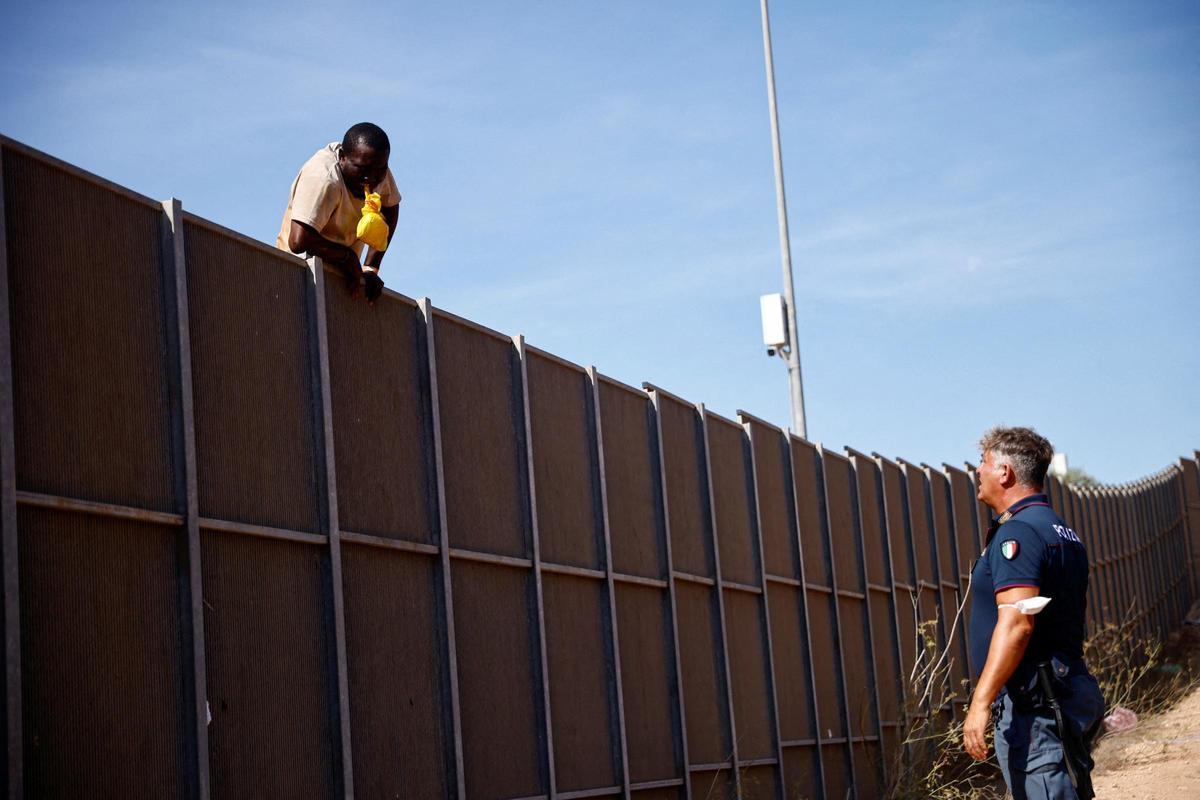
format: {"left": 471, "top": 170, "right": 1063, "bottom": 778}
{"left": 2, "top": 1, "right": 1196, "bottom": 482}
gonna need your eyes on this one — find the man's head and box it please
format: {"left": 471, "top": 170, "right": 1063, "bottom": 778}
{"left": 337, "top": 122, "right": 391, "bottom": 194}
{"left": 976, "top": 426, "right": 1054, "bottom": 511}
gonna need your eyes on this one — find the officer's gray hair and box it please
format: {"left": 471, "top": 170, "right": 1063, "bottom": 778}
{"left": 979, "top": 426, "right": 1054, "bottom": 488}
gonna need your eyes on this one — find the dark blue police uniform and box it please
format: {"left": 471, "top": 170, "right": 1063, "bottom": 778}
{"left": 968, "top": 494, "right": 1105, "bottom": 800}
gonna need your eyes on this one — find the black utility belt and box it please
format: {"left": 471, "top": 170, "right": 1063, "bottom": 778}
{"left": 1005, "top": 655, "right": 1084, "bottom": 712}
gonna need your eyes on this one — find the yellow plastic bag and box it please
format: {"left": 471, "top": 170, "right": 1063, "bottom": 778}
{"left": 356, "top": 185, "right": 390, "bottom": 252}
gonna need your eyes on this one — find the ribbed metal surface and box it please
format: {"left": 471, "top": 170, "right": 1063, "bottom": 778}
{"left": 804, "top": 593, "right": 842, "bottom": 738}
{"left": 854, "top": 460, "right": 890, "bottom": 588}
{"left": 721, "top": 590, "right": 772, "bottom": 760}
{"left": 672, "top": 582, "right": 726, "bottom": 765}
{"left": 658, "top": 396, "right": 711, "bottom": 578}
{"left": 705, "top": 415, "right": 756, "bottom": 587}
{"left": 614, "top": 583, "right": 677, "bottom": 783}
{"left": 853, "top": 741, "right": 883, "bottom": 798}
{"left": 781, "top": 747, "right": 821, "bottom": 800}
{"left": 823, "top": 454, "right": 859, "bottom": 592}
{"left": 433, "top": 315, "right": 527, "bottom": 558}
{"left": 929, "top": 470, "right": 957, "bottom": 580}
{"left": 823, "top": 454, "right": 877, "bottom": 753}
{"left": 598, "top": 381, "right": 664, "bottom": 580}
{"left": 765, "top": 584, "right": 814, "bottom": 738}
{"left": 340, "top": 544, "right": 449, "bottom": 799}
{"left": 325, "top": 280, "right": 436, "bottom": 542}
{"left": 750, "top": 425, "right": 795, "bottom": 579}
{"left": 450, "top": 559, "right": 543, "bottom": 799}
{"left": 739, "top": 764, "right": 779, "bottom": 800}
{"left": 630, "top": 787, "right": 683, "bottom": 800}
{"left": 691, "top": 768, "right": 733, "bottom": 799}
{"left": 4, "top": 149, "right": 175, "bottom": 511}
{"left": 527, "top": 353, "right": 601, "bottom": 569}
{"left": 868, "top": 597, "right": 901, "bottom": 727}
{"left": 201, "top": 532, "right": 334, "bottom": 799}
{"left": 791, "top": 442, "right": 831, "bottom": 587}
{"left": 821, "top": 747, "right": 851, "bottom": 800}
{"left": 185, "top": 222, "right": 320, "bottom": 532}
{"left": 542, "top": 573, "right": 618, "bottom": 791}
{"left": 19, "top": 508, "right": 185, "bottom": 798}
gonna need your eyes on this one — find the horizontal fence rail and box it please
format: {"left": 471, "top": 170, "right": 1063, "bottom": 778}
{"left": 0, "top": 136, "right": 1197, "bottom": 800}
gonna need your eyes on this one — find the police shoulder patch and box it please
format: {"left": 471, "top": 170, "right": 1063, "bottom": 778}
{"left": 1000, "top": 539, "right": 1019, "bottom": 560}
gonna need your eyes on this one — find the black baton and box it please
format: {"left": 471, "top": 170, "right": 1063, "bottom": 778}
{"left": 1036, "top": 662, "right": 1094, "bottom": 800}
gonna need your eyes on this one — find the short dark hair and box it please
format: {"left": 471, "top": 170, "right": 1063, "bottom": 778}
{"left": 979, "top": 426, "right": 1054, "bottom": 488}
{"left": 342, "top": 122, "right": 390, "bottom": 154}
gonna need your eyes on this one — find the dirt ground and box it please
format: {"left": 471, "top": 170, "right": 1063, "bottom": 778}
{"left": 1090, "top": 626, "right": 1200, "bottom": 799}
{"left": 1090, "top": 684, "right": 1200, "bottom": 798}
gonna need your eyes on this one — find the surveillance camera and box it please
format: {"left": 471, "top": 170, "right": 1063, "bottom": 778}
{"left": 766, "top": 347, "right": 776, "bottom": 357}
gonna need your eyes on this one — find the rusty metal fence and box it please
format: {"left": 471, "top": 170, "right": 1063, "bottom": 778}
{"left": 1, "top": 137, "right": 1197, "bottom": 800}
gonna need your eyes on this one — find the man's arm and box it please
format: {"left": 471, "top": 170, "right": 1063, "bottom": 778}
{"left": 360, "top": 203, "right": 399, "bottom": 303}
{"left": 963, "top": 584, "right": 1038, "bottom": 760}
{"left": 364, "top": 203, "right": 399, "bottom": 271}
{"left": 288, "top": 220, "right": 363, "bottom": 292}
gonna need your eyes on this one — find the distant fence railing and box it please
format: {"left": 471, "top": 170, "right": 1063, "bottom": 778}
{"left": 1, "top": 136, "right": 1196, "bottom": 800}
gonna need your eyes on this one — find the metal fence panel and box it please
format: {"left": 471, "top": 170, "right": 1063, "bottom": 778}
{"left": 542, "top": 573, "right": 619, "bottom": 791}
{"left": 614, "top": 582, "right": 679, "bottom": 785}
{"left": 673, "top": 579, "right": 730, "bottom": 767}
{"left": 341, "top": 545, "right": 450, "bottom": 799}
{"left": 659, "top": 395, "right": 713, "bottom": 579}
{"left": 325, "top": 284, "right": 437, "bottom": 542}
{"left": 433, "top": 314, "right": 527, "bottom": 558}
{"left": 185, "top": 220, "right": 320, "bottom": 532}
{"left": 19, "top": 509, "right": 186, "bottom": 798}
{"left": 5, "top": 148, "right": 174, "bottom": 512}
{"left": 598, "top": 379, "right": 666, "bottom": 580}
{"left": 201, "top": 532, "right": 335, "bottom": 799}
{"left": 450, "top": 559, "right": 544, "bottom": 799}
{"left": 527, "top": 351, "right": 603, "bottom": 570}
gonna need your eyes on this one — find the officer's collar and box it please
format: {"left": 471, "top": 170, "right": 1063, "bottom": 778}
{"left": 994, "top": 493, "right": 1050, "bottom": 525}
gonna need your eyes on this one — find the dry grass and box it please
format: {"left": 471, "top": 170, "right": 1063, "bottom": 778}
{"left": 884, "top": 596, "right": 1199, "bottom": 800}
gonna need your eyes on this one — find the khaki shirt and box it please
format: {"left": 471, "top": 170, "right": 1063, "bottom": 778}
{"left": 276, "top": 143, "right": 400, "bottom": 254}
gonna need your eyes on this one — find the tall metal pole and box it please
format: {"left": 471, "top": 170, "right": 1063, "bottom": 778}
{"left": 760, "top": 0, "right": 808, "bottom": 438}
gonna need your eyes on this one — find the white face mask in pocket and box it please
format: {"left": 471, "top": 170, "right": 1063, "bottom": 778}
{"left": 997, "top": 596, "right": 1052, "bottom": 615}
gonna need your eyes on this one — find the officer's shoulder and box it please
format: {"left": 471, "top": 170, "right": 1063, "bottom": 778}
{"left": 996, "top": 517, "right": 1045, "bottom": 542}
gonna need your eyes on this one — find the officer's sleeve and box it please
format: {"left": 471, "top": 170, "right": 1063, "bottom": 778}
{"left": 987, "top": 520, "right": 1047, "bottom": 592}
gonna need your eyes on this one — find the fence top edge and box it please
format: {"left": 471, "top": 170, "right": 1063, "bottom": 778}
{"left": 181, "top": 211, "right": 308, "bottom": 267}
{"left": 2, "top": 133, "right": 161, "bottom": 210}
{"left": 429, "top": 304, "right": 513, "bottom": 344}
{"left": 593, "top": 370, "right": 649, "bottom": 400}
{"left": 641, "top": 381, "right": 695, "bottom": 409}
{"left": 702, "top": 406, "right": 743, "bottom": 431}
{"left": 735, "top": 409, "right": 783, "bottom": 435}
{"left": 522, "top": 343, "right": 587, "bottom": 375}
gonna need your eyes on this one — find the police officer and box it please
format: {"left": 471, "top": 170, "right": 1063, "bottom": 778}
{"left": 963, "top": 426, "right": 1105, "bottom": 799}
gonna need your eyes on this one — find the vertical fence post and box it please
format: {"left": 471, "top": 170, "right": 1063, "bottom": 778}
{"left": 307, "top": 258, "right": 355, "bottom": 799}
{"left": 587, "top": 368, "right": 632, "bottom": 798}
{"left": 417, "top": 299, "right": 466, "bottom": 798}
{"left": 1185, "top": 456, "right": 1200, "bottom": 605}
{"left": 513, "top": 335, "right": 558, "bottom": 798}
{"left": 816, "top": 445, "right": 858, "bottom": 799}
{"left": 160, "top": 199, "right": 210, "bottom": 800}
{"left": 645, "top": 388, "right": 693, "bottom": 795}
{"left": 697, "top": 404, "right": 742, "bottom": 797}
{"left": 741, "top": 414, "right": 787, "bottom": 799}
{"left": 0, "top": 144, "right": 23, "bottom": 800}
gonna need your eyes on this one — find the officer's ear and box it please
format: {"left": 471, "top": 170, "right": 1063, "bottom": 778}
{"left": 997, "top": 460, "right": 1018, "bottom": 488}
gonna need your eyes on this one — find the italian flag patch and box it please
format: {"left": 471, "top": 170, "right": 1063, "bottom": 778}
{"left": 1001, "top": 540, "right": 1019, "bottom": 560}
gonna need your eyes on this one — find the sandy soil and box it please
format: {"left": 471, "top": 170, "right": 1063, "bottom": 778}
{"left": 1091, "top": 668, "right": 1200, "bottom": 799}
